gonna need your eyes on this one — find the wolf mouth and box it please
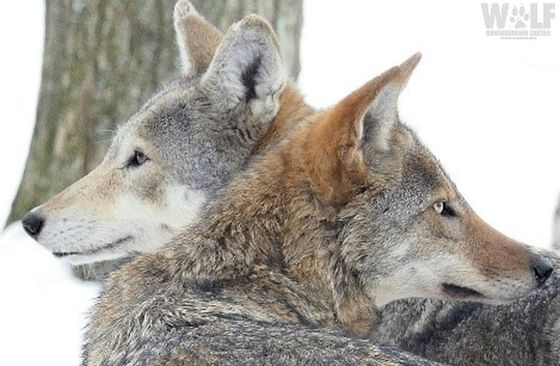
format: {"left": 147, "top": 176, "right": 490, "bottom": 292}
{"left": 52, "top": 236, "right": 133, "bottom": 258}
{"left": 441, "top": 283, "right": 483, "bottom": 298}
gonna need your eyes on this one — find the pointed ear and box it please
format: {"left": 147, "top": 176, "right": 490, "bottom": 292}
{"left": 201, "top": 14, "right": 286, "bottom": 117}
{"left": 174, "top": 0, "right": 223, "bottom": 76}
{"left": 336, "top": 52, "right": 421, "bottom": 153}
{"left": 305, "top": 53, "right": 421, "bottom": 206}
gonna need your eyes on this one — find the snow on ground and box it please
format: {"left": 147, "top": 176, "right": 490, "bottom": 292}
{"left": 0, "top": 223, "right": 100, "bottom": 366}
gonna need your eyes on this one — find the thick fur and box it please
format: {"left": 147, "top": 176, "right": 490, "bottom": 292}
{"left": 83, "top": 315, "right": 437, "bottom": 365}
{"left": 83, "top": 25, "right": 550, "bottom": 364}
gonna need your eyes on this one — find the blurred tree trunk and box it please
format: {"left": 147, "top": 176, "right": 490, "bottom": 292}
{"left": 7, "top": 0, "right": 302, "bottom": 279}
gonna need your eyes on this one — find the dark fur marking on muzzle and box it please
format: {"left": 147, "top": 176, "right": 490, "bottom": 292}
{"left": 52, "top": 236, "right": 133, "bottom": 258}
{"left": 441, "top": 283, "right": 483, "bottom": 298}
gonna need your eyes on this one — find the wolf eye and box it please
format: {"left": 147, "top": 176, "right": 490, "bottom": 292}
{"left": 433, "top": 201, "right": 456, "bottom": 217}
{"left": 128, "top": 150, "right": 149, "bottom": 168}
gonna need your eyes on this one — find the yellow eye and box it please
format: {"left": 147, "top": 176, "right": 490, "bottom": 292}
{"left": 433, "top": 201, "right": 444, "bottom": 214}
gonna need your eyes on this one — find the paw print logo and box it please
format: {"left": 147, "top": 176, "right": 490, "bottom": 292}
{"left": 510, "top": 6, "right": 530, "bottom": 28}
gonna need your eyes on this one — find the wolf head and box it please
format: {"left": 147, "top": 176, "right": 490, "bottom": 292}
{"left": 282, "top": 53, "right": 552, "bottom": 333}
{"left": 21, "top": 2, "right": 287, "bottom": 265}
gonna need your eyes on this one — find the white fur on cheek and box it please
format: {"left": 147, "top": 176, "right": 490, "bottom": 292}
{"left": 372, "top": 253, "right": 536, "bottom": 307}
{"left": 109, "top": 186, "right": 206, "bottom": 253}
{"left": 373, "top": 256, "right": 454, "bottom": 307}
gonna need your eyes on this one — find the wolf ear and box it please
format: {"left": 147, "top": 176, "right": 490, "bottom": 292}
{"left": 305, "top": 53, "right": 421, "bottom": 206}
{"left": 201, "top": 14, "right": 285, "bottom": 117}
{"left": 174, "top": 0, "right": 223, "bottom": 76}
{"left": 339, "top": 52, "right": 420, "bottom": 153}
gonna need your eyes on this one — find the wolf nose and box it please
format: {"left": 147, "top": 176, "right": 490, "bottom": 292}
{"left": 531, "top": 256, "right": 553, "bottom": 287}
{"left": 22, "top": 211, "right": 45, "bottom": 238}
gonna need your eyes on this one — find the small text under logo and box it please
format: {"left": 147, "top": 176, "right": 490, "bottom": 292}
{"left": 481, "top": 3, "right": 555, "bottom": 39}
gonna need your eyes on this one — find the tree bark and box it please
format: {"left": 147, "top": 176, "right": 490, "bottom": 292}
{"left": 7, "top": 0, "right": 303, "bottom": 225}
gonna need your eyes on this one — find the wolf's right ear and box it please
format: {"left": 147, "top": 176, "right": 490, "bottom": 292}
{"left": 174, "top": 0, "right": 223, "bottom": 76}
{"left": 303, "top": 53, "right": 421, "bottom": 207}
{"left": 201, "top": 14, "right": 286, "bottom": 117}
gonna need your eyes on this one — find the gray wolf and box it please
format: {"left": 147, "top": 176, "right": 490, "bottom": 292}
{"left": 83, "top": 5, "right": 552, "bottom": 365}
{"left": 20, "top": 0, "right": 309, "bottom": 266}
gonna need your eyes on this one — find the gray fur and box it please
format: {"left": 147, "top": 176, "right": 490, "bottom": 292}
{"left": 85, "top": 284, "right": 437, "bottom": 365}
{"left": 83, "top": 320, "right": 437, "bottom": 365}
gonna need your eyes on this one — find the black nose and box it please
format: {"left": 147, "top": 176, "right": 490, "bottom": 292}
{"left": 531, "top": 255, "right": 553, "bottom": 287}
{"left": 22, "top": 211, "right": 45, "bottom": 238}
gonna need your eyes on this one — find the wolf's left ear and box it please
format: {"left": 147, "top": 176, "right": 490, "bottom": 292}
{"left": 174, "top": 0, "right": 224, "bottom": 76}
{"left": 201, "top": 14, "right": 285, "bottom": 117}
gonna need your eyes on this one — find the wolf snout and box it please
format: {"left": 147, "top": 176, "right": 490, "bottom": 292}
{"left": 530, "top": 255, "right": 553, "bottom": 287}
{"left": 22, "top": 211, "right": 45, "bottom": 239}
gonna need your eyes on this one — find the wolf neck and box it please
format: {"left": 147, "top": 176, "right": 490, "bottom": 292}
{"left": 162, "top": 147, "right": 340, "bottom": 329}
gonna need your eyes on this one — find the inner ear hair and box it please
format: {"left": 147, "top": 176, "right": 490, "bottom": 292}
{"left": 201, "top": 14, "right": 285, "bottom": 113}
{"left": 241, "top": 55, "right": 262, "bottom": 101}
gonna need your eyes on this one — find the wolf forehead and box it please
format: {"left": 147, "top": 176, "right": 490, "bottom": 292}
{"left": 401, "top": 144, "right": 457, "bottom": 200}
{"left": 364, "top": 123, "right": 458, "bottom": 202}
{"left": 107, "top": 78, "right": 249, "bottom": 192}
